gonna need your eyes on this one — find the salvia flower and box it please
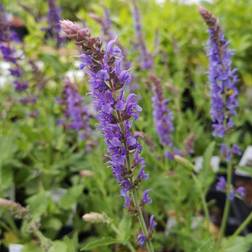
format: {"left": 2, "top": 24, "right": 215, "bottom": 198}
{"left": 47, "top": 0, "right": 63, "bottom": 46}
{"left": 216, "top": 176, "right": 245, "bottom": 200}
{"left": 142, "top": 189, "right": 152, "bottom": 205}
{"left": 137, "top": 233, "right": 147, "bottom": 247}
{"left": 216, "top": 176, "right": 226, "bottom": 191}
{"left": 61, "top": 20, "right": 155, "bottom": 246}
{"left": 148, "top": 215, "right": 157, "bottom": 233}
{"left": 59, "top": 78, "right": 91, "bottom": 140}
{"left": 199, "top": 6, "right": 238, "bottom": 138}
{"left": 220, "top": 143, "right": 242, "bottom": 161}
{"left": 131, "top": 1, "right": 153, "bottom": 70}
{"left": 236, "top": 187, "right": 246, "bottom": 198}
{"left": 150, "top": 74, "right": 173, "bottom": 148}
{"left": 0, "top": 4, "right": 28, "bottom": 92}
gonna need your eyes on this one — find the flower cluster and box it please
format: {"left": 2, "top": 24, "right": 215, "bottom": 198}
{"left": 61, "top": 20, "right": 155, "bottom": 246}
{"left": 47, "top": 0, "right": 62, "bottom": 46}
{"left": 59, "top": 78, "right": 91, "bottom": 140}
{"left": 199, "top": 6, "right": 238, "bottom": 138}
{"left": 220, "top": 143, "right": 241, "bottom": 161}
{"left": 216, "top": 176, "right": 245, "bottom": 200}
{"left": 132, "top": 1, "right": 153, "bottom": 70}
{"left": 150, "top": 75, "right": 174, "bottom": 153}
{"left": 0, "top": 4, "right": 28, "bottom": 92}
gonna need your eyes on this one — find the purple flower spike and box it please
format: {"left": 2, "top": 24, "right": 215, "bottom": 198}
{"left": 61, "top": 20, "right": 151, "bottom": 209}
{"left": 150, "top": 75, "right": 173, "bottom": 148}
{"left": 61, "top": 19, "right": 155, "bottom": 246}
{"left": 137, "top": 233, "right": 146, "bottom": 247}
{"left": 47, "top": 0, "right": 63, "bottom": 46}
{"left": 216, "top": 176, "right": 226, "bottom": 191}
{"left": 132, "top": 1, "right": 153, "bottom": 70}
{"left": 59, "top": 79, "right": 91, "bottom": 140}
{"left": 199, "top": 7, "right": 239, "bottom": 138}
{"left": 0, "top": 5, "right": 28, "bottom": 92}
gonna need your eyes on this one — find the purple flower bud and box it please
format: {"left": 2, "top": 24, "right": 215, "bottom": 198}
{"left": 165, "top": 151, "right": 174, "bottom": 160}
{"left": 220, "top": 144, "right": 231, "bottom": 161}
{"left": 232, "top": 144, "right": 241, "bottom": 156}
{"left": 142, "top": 190, "right": 152, "bottom": 205}
{"left": 148, "top": 215, "right": 157, "bottom": 233}
{"left": 137, "top": 167, "right": 149, "bottom": 181}
{"left": 14, "top": 81, "right": 28, "bottom": 92}
{"left": 9, "top": 67, "right": 22, "bottom": 77}
{"left": 236, "top": 187, "right": 246, "bottom": 198}
{"left": 137, "top": 233, "right": 146, "bottom": 247}
{"left": 216, "top": 176, "right": 226, "bottom": 191}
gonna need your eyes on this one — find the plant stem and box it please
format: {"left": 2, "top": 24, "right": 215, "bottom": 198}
{"left": 192, "top": 175, "right": 210, "bottom": 222}
{"left": 115, "top": 105, "right": 154, "bottom": 252}
{"left": 232, "top": 212, "right": 252, "bottom": 237}
{"left": 219, "top": 161, "right": 232, "bottom": 241}
{"left": 131, "top": 191, "right": 154, "bottom": 252}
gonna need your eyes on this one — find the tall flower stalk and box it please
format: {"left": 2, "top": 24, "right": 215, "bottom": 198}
{"left": 59, "top": 78, "right": 91, "bottom": 141}
{"left": 150, "top": 75, "right": 174, "bottom": 158}
{"left": 0, "top": 4, "right": 28, "bottom": 92}
{"left": 199, "top": 6, "right": 242, "bottom": 241}
{"left": 131, "top": 1, "right": 153, "bottom": 70}
{"left": 47, "top": 0, "right": 62, "bottom": 46}
{"left": 61, "top": 20, "right": 155, "bottom": 251}
{"left": 199, "top": 6, "right": 238, "bottom": 138}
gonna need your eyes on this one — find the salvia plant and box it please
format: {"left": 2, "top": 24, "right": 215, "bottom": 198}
{"left": 1, "top": 1, "right": 252, "bottom": 252}
{"left": 60, "top": 20, "right": 155, "bottom": 251}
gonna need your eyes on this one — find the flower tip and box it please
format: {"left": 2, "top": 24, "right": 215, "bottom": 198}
{"left": 198, "top": 5, "right": 206, "bottom": 14}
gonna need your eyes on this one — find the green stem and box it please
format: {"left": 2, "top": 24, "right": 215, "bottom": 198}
{"left": 114, "top": 100, "right": 154, "bottom": 251}
{"left": 131, "top": 191, "right": 154, "bottom": 252}
{"left": 232, "top": 212, "right": 252, "bottom": 238}
{"left": 219, "top": 161, "right": 232, "bottom": 241}
{"left": 192, "top": 175, "right": 210, "bottom": 222}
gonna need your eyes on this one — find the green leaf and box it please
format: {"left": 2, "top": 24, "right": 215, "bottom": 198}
{"left": 80, "top": 237, "right": 118, "bottom": 251}
{"left": 117, "top": 216, "right": 132, "bottom": 242}
{"left": 27, "top": 191, "right": 50, "bottom": 218}
{"left": 59, "top": 185, "right": 83, "bottom": 209}
{"left": 222, "top": 235, "right": 252, "bottom": 252}
{"left": 202, "top": 142, "right": 216, "bottom": 171}
{"left": 48, "top": 241, "right": 68, "bottom": 252}
{"left": 174, "top": 155, "right": 195, "bottom": 171}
